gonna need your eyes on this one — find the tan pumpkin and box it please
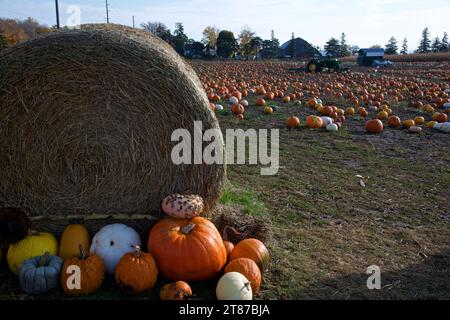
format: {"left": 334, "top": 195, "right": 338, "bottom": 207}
{"left": 115, "top": 245, "right": 158, "bottom": 293}
{"left": 160, "top": 281, "right": 192, "bottom": 300}
{"left": 59, "top": 224, "right": 90, "bottom": 261}
{"left": 225, "top": 258, "right": 261, "bottom": 293}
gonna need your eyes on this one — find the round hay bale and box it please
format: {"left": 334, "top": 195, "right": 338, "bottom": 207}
{"left": 0, "top": 24, "right": 225, "bottom": 218}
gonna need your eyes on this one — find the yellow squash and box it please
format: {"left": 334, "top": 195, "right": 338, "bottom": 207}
{"left": 7, "top": 232, "right": 58, "bottom": 275}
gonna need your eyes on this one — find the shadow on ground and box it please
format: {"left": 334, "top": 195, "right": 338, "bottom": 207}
{"left": 292, "top": 250, "right": 450, "bottom": 299}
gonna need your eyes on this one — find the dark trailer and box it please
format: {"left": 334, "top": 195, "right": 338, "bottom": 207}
{"left": 357, "top": 48, "right": 384, "bottom": 66}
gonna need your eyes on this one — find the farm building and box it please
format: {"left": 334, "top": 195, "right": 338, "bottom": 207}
{"left": 357, "top": 48, "right": 385, "bottom": 66}
{"left": 280, "top": 37, "right": 320, "bottom": 59}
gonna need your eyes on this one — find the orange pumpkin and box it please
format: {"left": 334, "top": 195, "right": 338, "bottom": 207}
{"left": 377, "top": 111, "right": 388, "bottom": 120}
{"left": 256, "top": 98, "right": 266, "bottom": 106}
{"left": 307, "top": 98, "right": 317, "bottom": 108}
{"left": 231, "top": 103, "right": 245, "bottom": 115}
{"left": 160, "top": 281, "right": 192, "bottom": 300}
{"left": 322, "top": 106, "right": 334, "bottom": 117}
{"left": 229, "top": 238, "right": 269, "bottom": 271}
{"left": 432, "top": 112, "right": 448, "bottom": 123}
{"left": 147, "top": 217, "right": 227, "bottom": 282}
{"left": 365, "top": 119, "right": 384, "bottom": 133}
{"left": 387, "top": 116, "right": 401, "bottom": 128}
{"left": 61, "top": 245, "right": 105, "bottom": 296}
{"left": 346, "top": 107, "right": 355, "bottom": 116}
{"left": 287, "top": 116, "right": 300, "bottom": 128}
{"left": 115, "top": 245, "right": 158, "bottom": 293}
{"left": 306, "top": 115, "right": 323, "bottom": 129}
{"left": 225, "top": 258, "right": 261, "bottom": 293}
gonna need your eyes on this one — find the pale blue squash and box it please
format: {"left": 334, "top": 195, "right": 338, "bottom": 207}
{"left": 19, "top": 253, "right": 63, "bottom": 294}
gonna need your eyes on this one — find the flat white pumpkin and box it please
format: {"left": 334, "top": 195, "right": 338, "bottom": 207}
{"left": 240, "top": 100, "right": 249, "bottom": 107}
{"left": 326, "top": 123, "right": 339, "bottom": 132}
{"left": 215, "top": 104, "right": 224, "bottom": 111}
{"left": 216, "top": 272, "right": 253, "bottom": 300}
{"left": 89, "top": 224, "right": 141, "bottom": 274}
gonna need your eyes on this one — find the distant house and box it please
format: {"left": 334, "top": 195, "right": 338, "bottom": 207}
{"left": 357, "top": 48, "right": 384, "bottom": 66}
{"left": 280, "top": 37, "right": 320, "bottom": 59}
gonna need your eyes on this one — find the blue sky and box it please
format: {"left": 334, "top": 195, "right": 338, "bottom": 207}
{"left": 1, "top": 0, "right": 449, "bottom": 50}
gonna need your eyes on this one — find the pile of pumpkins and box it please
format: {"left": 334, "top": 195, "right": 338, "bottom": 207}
{"left": 3, "top": 193, "right": 269, "bottom": 300}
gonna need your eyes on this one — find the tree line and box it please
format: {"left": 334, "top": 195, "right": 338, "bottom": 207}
{"left": 323, "top": 28, "right": 448, "bottom": 57}
{"left": 1, "top": 17, "right": 449, "bottom": 59}
{"left": 141, "top": 22, "right": 280, "bottom": 60}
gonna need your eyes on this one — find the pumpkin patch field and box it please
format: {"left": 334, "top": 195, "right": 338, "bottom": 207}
{"left": 1, "top": 58, "right": 450, "bottom": 300}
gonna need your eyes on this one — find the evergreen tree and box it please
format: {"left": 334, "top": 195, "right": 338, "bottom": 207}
{"left": 440, "top": 32, "right": 448, "bottom": 52}
{"left": 173, "top": 22, "right": 188, "bottom": 56}
{"left": 339, "top": 32, "right": 350, "bottom": 57}
{"left": 290, "top": 32, "right": 296, "bottom": 60}
{"left": 417, "top": 27, "right": 431, "bottom": 53}
{"left": 385, "top": 36, "right": 398, "bottom": 55}
{"left": 400, "top": 37, "right": 408, "bottom": 54}
{"left": 431, "top": 37, "right": 441, "bottom": 52}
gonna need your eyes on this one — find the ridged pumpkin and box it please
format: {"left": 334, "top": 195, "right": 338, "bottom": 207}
{"left": 225, "top": 258, "right": 261, "bottom": 293}
{"left": 115, "top": 245, "right": 158, "bottom": 293}
{"left": 7, "top": 232, "right": 58, "bottom": 275}
{"left": 160, "top": 281, "right": 192, "bottom": 300}
{"left": 59, "top": 224, "right": 90, "bottom": 261}
{"left": 19, "top": 253, "right": 63, "bottom": 295}
{"left": 61, "top": 245, "right": 105, "bottom": 295}
{"left": 147, "top": 217, "right": 227, "bottom": 282}
{"left": 229, "top": 238, "right": 269, "bottom": 271}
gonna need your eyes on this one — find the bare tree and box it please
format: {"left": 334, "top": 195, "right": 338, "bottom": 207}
{"left": 238, "top": 26, "right": 255, "bottom": 58}
{"left": 202, "top": 25, "right": 219, "bottom": 48}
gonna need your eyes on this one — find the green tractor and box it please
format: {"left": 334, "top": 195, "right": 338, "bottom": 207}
{"left": 290, "top": 55, "right": 348, "bottom": 73}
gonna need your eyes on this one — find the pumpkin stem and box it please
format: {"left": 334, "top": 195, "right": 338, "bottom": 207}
{"left": 79, "top": 244, "right": 87, "bottom": 259}
{"left": 38, "top": 252, "right": 50, "bottom": 267}
{"left": 243, "top": 282, "right": 251, "bottom": 291}
{"left": 181, "top": 223, "right": 196, "bottom": 235}
{"left": 131, "top": 245, "right": 142, "bottom": 257}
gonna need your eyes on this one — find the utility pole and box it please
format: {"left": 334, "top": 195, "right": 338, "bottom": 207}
{"left": 55, "top": 0, "right": 60, "bottom": 29}
{"left": 106, "top": 0, "right": 110, "bottom": 24}
{"left": 132, "top": 16, "right": 135, "bottom": 28}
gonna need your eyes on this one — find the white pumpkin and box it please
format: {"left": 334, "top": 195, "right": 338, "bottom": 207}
{"left": 321, "top": 116, "right": 334, "bottom": 127}
{"left": 443, "top": 103, "right": 450, "bottom": 109}
{"left": 433, "top": 123, "right": 443, "bottom": 130}
{"left": 369, "top": 106, "right": 378, "bottom": 112}
{"left": 241, "top": 100, "right": 249, "bottom": 107}
{"left": 316, "top": 99, "right": 322, "bottom": 105}
{"left": 89, "top": 224, "right": 141, "bottom": 274}
{"left": 438, "top": 122, "right": 450, "bottom": 133}
{"left": 216, "top": 272, "right": 252, "bottom": 300}
{"left": 229, "top": 96, "right": 239, "bottom": 105}
{"left": 215, "top": 104, "right": 224, "bottom": 111}
{"left": 326, "top": 123, "right": 339, "bottom": 132}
